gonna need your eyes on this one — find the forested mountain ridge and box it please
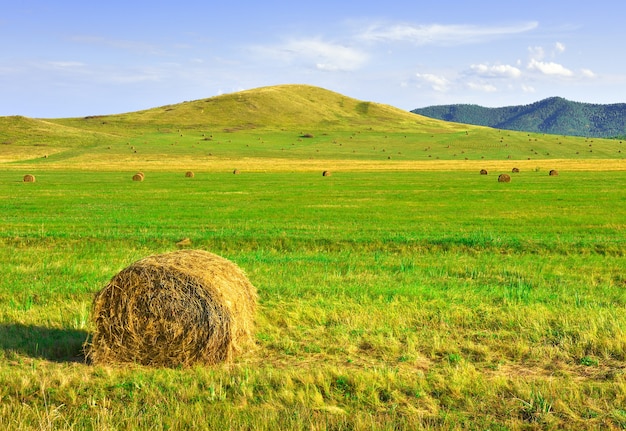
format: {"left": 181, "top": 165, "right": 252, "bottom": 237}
{"left": 412, "top": 97, "right": 626, "bottom": 138}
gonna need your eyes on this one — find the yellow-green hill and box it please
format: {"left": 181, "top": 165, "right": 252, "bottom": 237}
{"left": 1, "top": 84, "right": 623, "bottom": 168}
{"left": 51, "top": 84, "right": 468, "bottom": 133}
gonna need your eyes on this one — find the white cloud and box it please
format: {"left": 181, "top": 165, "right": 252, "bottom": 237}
{"left": 359, "top": 21, "right": 538, "bottom": 46}
{"left": 467, "top": 82, "right": 497, "bottom": 92}
{"left": 415, "top": 73, "right": 451, "bottom": 92}
{"left": 528, "top": 46, "right": 545, "bottom": 60}
{"left": 470, "top": 63, "right": 522, "bottom": 78}
{"left": 555, "top": 42, "right": 566, "bottom": 53}
{"left": 527, "top": 58, "right": 574, "bottom": 76}
{"left": 581, "top": 68, "right": 596, "bottom": 78}
{"left": 255, "top": 38, "right": 368, "bottom": 72}
{"left": 526, "top": 43, "right": 598, "bottom": 80}
{"left": 522, "top": 84, "right": 536, "bottom": 93}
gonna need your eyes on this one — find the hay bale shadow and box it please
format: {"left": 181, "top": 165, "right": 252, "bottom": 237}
{"left": 0, "top": 323, "right": 87, "bottom": 363}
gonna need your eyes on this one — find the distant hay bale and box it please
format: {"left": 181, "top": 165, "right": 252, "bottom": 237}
{"left": 23, "top": 174, "right": 36, "bottom": 183}
{"left": 322, "top": 170, "right": 331, "bottom": 177}
{"left": 512, "top": 167, "right": 520, "bottom": 173}
{"left": 233, "top": 169, "right": 240, "bottom": 175}
{"left": 498, "top": 174, "right": 511, "bottom": 183}
{"left": 480, "top": 169, "right": 488, "bottom": 175}
{"left": 176, "top": 238, "right": 191, "bottom": 247}
{"left": 185, "top": 171, "right": 195, "bottom": 178}
{"left": 549, "top": 169, "right": 559, "bottom": 176}
{"left": 87, "top": 250, "right": 258, "bottom": 367}
{"left": 132, "top": 173, "right": 144, "bottom": 182}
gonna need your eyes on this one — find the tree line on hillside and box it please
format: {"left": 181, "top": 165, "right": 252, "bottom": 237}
{"left": 412, "top": 97, "right": 626, "bottom": 138}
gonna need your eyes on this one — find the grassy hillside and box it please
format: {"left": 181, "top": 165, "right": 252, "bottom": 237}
{"left": 412, "top": 97, "right": 626, "bottom": 138}
{"left": 51, "top": 84, "right": 459, "bottom": 132}
{"left": 0, "top": 116, "right": 118, "bottom": 163}
{"left": 1, "top": 85, "right": 624, "bottom": 170}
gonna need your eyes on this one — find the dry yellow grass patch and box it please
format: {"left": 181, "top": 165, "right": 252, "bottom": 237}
{"left": 5, "top": 155, "right": 625, "bottom": 173}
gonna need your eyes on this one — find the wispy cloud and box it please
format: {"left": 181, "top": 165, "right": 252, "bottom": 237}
{"left": 581, "top": 68, "right": 596, "bottom": 78}
{"left": 69, "top": 35, "right": 165, "bottom": 55}
{"left": 469, "top": 63, "right": 522, "bottom": 78}
{"left": 359, "top": 21, "right": 538, "bottom": 46}
{"left": 254, "top": 38, "right": 368, "bottom": 72}
{"left": 45, "top": 61, "right": 86, "bottom": 70}
{"left": 467, "top": 82, "right": 497, "bottom": 92}
{"left": 554, "top": 42, "right": 566, "bottom": 54}
{"left": 415, "top": 73, "right": 451, "bottom": 92}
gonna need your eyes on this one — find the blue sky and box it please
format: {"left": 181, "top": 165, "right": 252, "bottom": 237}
{"left": 2, "top": 0, "right": 625, "bottom": 118}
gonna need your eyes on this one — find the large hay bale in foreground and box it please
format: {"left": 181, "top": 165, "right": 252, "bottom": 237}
{"left": 23, "top": 174, "right": 36, "bottom": 183}
{"left": 498, "top": 173, "right": 511, "bottom": 183}
{"left": 88, "top": 250, "right": 257, "bottom": 367}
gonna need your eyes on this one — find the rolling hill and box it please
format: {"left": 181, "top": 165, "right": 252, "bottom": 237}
{"left": 412, "top": 97, "right": 626, "bottom": 138}
{"left": 50, "top": 84, "right": 460, "bottom": 133}
{"left": 1, "top": 84, "right": 624, "bottom": 168}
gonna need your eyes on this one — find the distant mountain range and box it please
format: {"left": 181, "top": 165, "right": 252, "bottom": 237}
{"left": 412, "top": 97, "right": 626, "bottom": 138}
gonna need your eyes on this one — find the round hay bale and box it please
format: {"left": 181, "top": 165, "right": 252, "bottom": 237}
{"left": 132, "top": 173, "right": 144, "bottom": 182}
{"left": 549, "top": 169, "right": 559, "bottom": 176}
{"left": 87, "top": 250, "right": 257, "bottom": 367}
{"left": 322, "top": 170, "right": 331, "bottom": 177}
{"left": 185, "top": 171, "right": 195, "bottom": 178}
{"left": 480, "top": 169, "right": 488, "bottom": 175}
{"left": 23, "top": 174, "right": 36, "bottom": 183}
{"left": 512, "top": 167, "right": 520, "bottom": 173}
{"left": 233, "top": 169, "right": 240, "bottom": 175}
{"left": 498, "top": 173, "right": 511, "bottom": 183}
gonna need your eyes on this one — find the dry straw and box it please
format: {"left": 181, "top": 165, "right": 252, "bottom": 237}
{"left": 23, "top": 174, "right": 36, "bottom": 183}
{"left": 87, "top": 249, "right": 258, "bottom": 367}
{"left": 233, "top": 169, "right": 240, "bottom": 175}
{"left": 322, "top": 170, "right": 331, "bottom": 177}
{"left": 185, "top": 171, "right": 195, "bottom": 178}
{"left": 498, "top": 173, "right": 511, "bottom": 183}
{"left": 549, "top": 169, "right": 559, "bottom": 176}
{"left": 512, "top": 167, "right": 520, "bottom": 173}
{"left": 480, "top": 169, "right": 488, "bottom": 175}
{"left": 132, "top": 172, "right": 144, "bottom": 182}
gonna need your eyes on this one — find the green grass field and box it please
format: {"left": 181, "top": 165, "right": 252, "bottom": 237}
{"left": 1, "top": 85, "right": 626, "bottom": 430}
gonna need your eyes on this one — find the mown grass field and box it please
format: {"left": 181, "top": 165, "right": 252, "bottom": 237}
{"left": 1, "top": 85, "right": 626, "bottom": 430}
